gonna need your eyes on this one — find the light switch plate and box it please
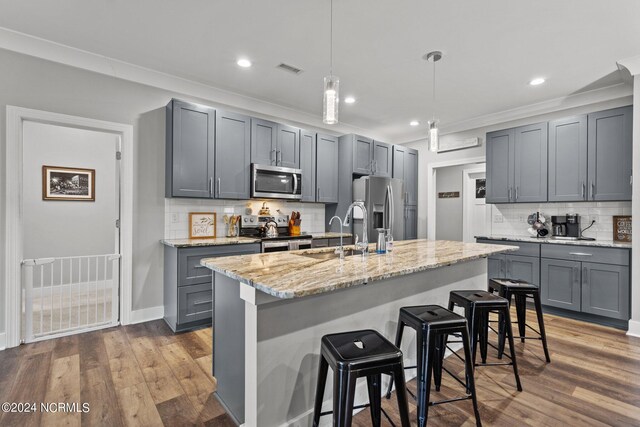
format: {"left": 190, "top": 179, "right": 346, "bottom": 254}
{"left": 171, "top": 213, "right": 179, "bottom": 223}
{"left": 494, "top": 214, "right": 504, "bottom": 223}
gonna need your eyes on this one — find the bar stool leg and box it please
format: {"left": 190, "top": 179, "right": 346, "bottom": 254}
{"left": 334, "top": 370, "right": 357, "bottom": 427}
{"left": 312, "top": 356, "right": 329, "bottom": 427}
{"left": 434, "top": 333, "right": 445, "bottom": 392}
{"left": 391, "top": 364, "right": 412, "bottom": 427}
{"left": 503, "top": 307, "right": 523, "bottom": 391}
{"left": 469, "top": 306, "right": 481, "bottom": 369}
{"left": 385, "top": 317, "right": 405, "bottom": 399}
{"left": 366, "top": 374, "right": 382, "bottom": 427}
{"left": 514, "top": 294, "right": 527, "bottom": 343}
{"left": 461, "top": 326, "right": 482, "bottom": 427}
{"left": 533, "top": 291, "right": 551, "bottom": 363}
{"left": 497, "top": 289, "right": 510, "bottom": 359}
{"left": 416, "top": 332, "right": 433, "bottom": 427}
{"left": 479, "top": 312, "right": 489, "bottom": 364}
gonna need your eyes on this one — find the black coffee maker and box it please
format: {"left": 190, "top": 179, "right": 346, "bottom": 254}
{"left": 551, "top": 214, "right": 581, "bottom": 239}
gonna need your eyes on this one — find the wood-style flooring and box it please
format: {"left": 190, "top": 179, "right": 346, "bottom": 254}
{"left": 0, "top": 310, "right": 639, "bottom": 426}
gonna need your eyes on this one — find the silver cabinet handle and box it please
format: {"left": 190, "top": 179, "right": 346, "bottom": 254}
{"left": 271, "top": 149, "right": 277, "bottom": 165}
{"left": 193, "top": 300, "right": 212, "bottom": 306}
{"left": 515, "top": 186, "right": 519, "bottom": 201}
{"left": 209, "top": 177, "right": 213, "bottom": 195}
{"left": 581, "top": 182, "right": 585, "bottom": 199}
{"left": 591, "top": 181, "right": 595, "bottom": 200}
{"left": 501, "top": 259, "right": 506, "bottom": 276}
{"left": 217, "top": 177, "right": 221, "bottom": 196}
{"left": 583, "top": 266, "right": 589, "bottom": 286}
{"left": 508, "top": 187, "right": 512, "bottom": 202}
{"left": 277, "top": 150, "right": 282, "bottom": 165}
{"left": 573, "top": 266, "right": 578, "bottom": 283}
{"left": 317, "top": 187, "right": 321, "bottom": 201}
{"left": 569, "top": 252, "right": 592, "bottom": 256}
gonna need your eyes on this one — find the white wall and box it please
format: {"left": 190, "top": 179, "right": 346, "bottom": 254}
{"left": 22, "top": 122, "right": 118, "bottom": 259}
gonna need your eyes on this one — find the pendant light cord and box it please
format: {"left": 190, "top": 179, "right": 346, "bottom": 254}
{"left": 330, "top": 0, "right": 333, "bottom": 76}
{"left": 432, "top": 59, "right": 436, "bottom": 121}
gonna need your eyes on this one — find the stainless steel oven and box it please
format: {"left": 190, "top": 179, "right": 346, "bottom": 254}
{"left": 262, "top": 239, "right": 313, "bottom": 253}
{"left": 252, "top": 164, "right": 302, "bottom": 200}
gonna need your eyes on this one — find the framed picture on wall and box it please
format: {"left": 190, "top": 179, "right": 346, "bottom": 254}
{"left": 474, "top": 178, "right": 486, "bottom": 205}
{"left": 42, "top": 165, "right": 95, "bottom": 201}
{"left": 189, "top": 212, "right": 217, "bottom": 239}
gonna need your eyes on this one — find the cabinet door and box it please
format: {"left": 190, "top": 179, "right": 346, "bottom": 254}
{"left": 353, "top": 135, "right": 374, "bottom": 175}
{"left": 405, "top": 148, "right": 419, "bottom": 206}
{"left": 392, "top": 145, "right": 405, "bottom": 180}
{"left": 488, "top": 254, "right": 506, "bottom": 281}
{"left": 277, "top": 124, "right": 300, "bottom": 168}
{"left": 486, "top": 128, "right": 514, "bottom": 203}
{"left": 588, "top": 106, "right": 633, "bottom": 201}
{"left": 513, "top": 122, "right": 548, "bottom": 203}
{"left": 316, "top": 133, "right": 339, "bottom": 203}
{"left": 169, "top": 100, "right": 215, "bottom": 198}
{"left": 540, "top": 258, "right": 581, "bottom": 311}
{"left": 251, "top": 118, "right": 278, "bottom": 166}
{"left": 373, "top": 141, "right": 392, "bottom": 177}
{"left": 404, "top": 205, "right": 418, "bottom": 240}
{"left": 506, "top": 254, "right": 540, "bottom": 287}
{"left": 582, "top": 263, "right": 629, "bottom": 320}
{"left": 299, "top": 130, "right": 316, "bottom": 202}
{"left": 548, "top": 115, "right": 588, "bottom": 201}
{"left": 215, "top": 111, "right": 251, "bottom": 199}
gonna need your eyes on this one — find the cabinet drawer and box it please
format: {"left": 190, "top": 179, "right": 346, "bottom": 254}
{"left": 178, "top": 283, "right": 212, "bottom": 325}
{"left": 312, "top": 239, "right": 329, "bottom": 248}
{"left": 476, "top": 239, "right": 540, "bottom": 257}
{"left": 328, "top": 237, "right": 354, "bottom": 247}
{"left": 540, "top": 245, "right": 629, "bottom": 266}
{"left": 178, "top": 244, "right": 260, "bottom": 286}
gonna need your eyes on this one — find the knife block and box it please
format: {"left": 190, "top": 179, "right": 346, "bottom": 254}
{"left": 288, "top": 224, "right": 301, "bottom": 236}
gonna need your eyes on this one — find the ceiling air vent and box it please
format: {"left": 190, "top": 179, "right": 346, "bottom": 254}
{"left": 276, "top": 63, "right": 303, "bottom": 75}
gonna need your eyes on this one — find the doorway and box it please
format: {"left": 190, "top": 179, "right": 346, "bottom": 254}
{"left": 5, "top": 107, "right": 133, "bottom": 348}
{"left": 462, "top": 166, "right": 488, "bottom": 243}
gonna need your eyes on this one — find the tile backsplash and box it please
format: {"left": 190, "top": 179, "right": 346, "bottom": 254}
{"left": 490, "top": 201, "right": 631, "bottom": 241}
{"left": 164, "top": 198, "right": 327, "bottom": 239}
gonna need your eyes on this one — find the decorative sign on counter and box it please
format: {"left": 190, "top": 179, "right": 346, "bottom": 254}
{"left": 189, "top": 212, "right": 216, "bottom": 239}
{"left": 613, "top": 215, "right": 631, "bottom": 243}
{"left": 438, "top": 191, "right": 460, "bottom": 199}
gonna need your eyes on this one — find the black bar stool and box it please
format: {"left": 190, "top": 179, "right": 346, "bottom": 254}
{"left": 384, "top": 305, "right": 482, "bottom": 427}
{"left": 312, "top": 329, "right": 411, "bottom": 427}
{"left": 488, "top": 278, "right": 551, "bottom": 363}
{"left": 442, "top": 290, "right": 522, "bottom": 392}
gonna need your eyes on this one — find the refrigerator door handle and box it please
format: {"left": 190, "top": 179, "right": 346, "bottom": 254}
{"left": 387, "top": 184, "right": 395, "bottom": 235}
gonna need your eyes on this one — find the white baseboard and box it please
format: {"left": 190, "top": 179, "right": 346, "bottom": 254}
{"left": 0, "top": 332, "right": 6, "bottom": 351}
{"left": 627, "top": 319, "right": 640, "bottom": 337}
{"left": 128, "top": 306, "right": 164, "bottom": 325}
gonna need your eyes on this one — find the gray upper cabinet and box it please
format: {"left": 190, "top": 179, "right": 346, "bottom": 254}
{"left": 540, "top": 258, "right": 581, "bottom": 312}
{"left": 587, "top": 106, "right": 633, "bottom": 201}
{"left": 166, "top": 99, "right": 215, "bottom": 198}
{"left": 300, "top": 130, "right": 316, "bottom": 202}
{"left": 393, "top": 145, "right": 418, "bottom": 206}
{"left": 251, "top": 118, "right": 278, "bottom": 166}
{"left": 581, "top": 262, "right": 629, "bottom": 320}
{"left": 277, "top": 124, "right": 300, "bottom": 169}
{"left": 486, "top": 128, "right": 514, "bottom": 203}
{"left": 548, "top": 115, "right": 588, "bottom": 201}
{"left": 513, "top": 122, "right": 547, "bottom": 203}
{"left": 353, "top": 135, "right": 374, "bottom": 175}
{"left": 215, "top": 110, "right": 251, "bottom": 199}
{"left": 316, "top": 133, "right": 339, "bottom": 203}
{"left": 373, "top": 141, "right": 392, "bottom": 177}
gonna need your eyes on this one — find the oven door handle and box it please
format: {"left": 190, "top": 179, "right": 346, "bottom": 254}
{"left": 262, "top": 241, "right": 290, "bottom": 249}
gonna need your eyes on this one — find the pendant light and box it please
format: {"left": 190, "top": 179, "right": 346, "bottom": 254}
{"left": 323, "top": 0, "right": 339, "bottom": 124}
{"left": 424, "top": 51, "right": 442, "bottom": 152}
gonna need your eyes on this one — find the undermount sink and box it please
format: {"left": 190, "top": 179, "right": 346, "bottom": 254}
{"left": 300, "top": 251, "right": 363, "bottom": 260}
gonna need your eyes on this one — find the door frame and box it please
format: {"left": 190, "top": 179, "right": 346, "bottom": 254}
{"left": 427, "top": 156, "right": 485, "bottom": 239}
{"left": 462, "top": 165, "right": 489, "bottom": 243}
{"left": 4, "top": 106, "right": 134, "bottom": 348}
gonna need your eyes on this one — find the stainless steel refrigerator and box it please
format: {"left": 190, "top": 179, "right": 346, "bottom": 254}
{"left": 352, "top": 176, "right": 405, "bottom": 241}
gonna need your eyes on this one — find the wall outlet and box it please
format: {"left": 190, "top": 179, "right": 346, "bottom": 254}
{"left": 493, "top": 214, "right": 504, "bottom": 223}
{"left": 223, "top": 207, "right": 235, "bottom": 214}
{"left": 518, "top": 215, "right": 526, "bottom": 223}
{"left": 171, "top": 213, "right": 179, "bottom": 223}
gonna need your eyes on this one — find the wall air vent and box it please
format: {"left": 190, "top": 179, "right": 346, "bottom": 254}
{"left": 276, "top": 63, "right": 303, "bottom": 74}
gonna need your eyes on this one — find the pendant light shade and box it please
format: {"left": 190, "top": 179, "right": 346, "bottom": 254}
{"left": 424, "top": 50, "right": 443, "bottom": 152}
{"left": 428, "top": 120, "right": 439, "bottom": 152}
{"left": 323, "top": 75, "right": 339, "bottom": 124}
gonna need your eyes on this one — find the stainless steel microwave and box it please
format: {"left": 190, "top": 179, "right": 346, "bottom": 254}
{"left": 251, "top": 164, "right": 302, "bottom": 200}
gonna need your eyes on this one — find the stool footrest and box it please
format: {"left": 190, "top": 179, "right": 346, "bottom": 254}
{"left": 476, "top": 361, "right": 514, "bottom": 367}
{"left": 320, "top": 405, "right": 398, "bottom": 427}
{"left": 429, "top": 395, "right": 473, "bottom": 406}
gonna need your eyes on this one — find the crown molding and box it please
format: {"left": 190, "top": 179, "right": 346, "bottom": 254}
{"left": 618, "top": 54, "right": 640, "bottom": 76}
{"left": 0, "top": 26, "right": 381, "bottom": 139}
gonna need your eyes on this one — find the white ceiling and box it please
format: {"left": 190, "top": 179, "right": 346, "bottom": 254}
{"left": 0, "top": 0, "right": 638, "bottom": 141}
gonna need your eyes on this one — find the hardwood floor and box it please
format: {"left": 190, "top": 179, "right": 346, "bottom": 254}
{"left": 0, "top": 311, "right": 639, "bottom": 426}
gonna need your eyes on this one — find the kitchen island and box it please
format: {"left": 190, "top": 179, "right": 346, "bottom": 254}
{"left": 202, "top": 239, "right": 516, "bottom": 426}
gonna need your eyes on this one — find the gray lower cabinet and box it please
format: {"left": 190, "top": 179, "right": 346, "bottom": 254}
{"left": 300, "top": 130, "right": 316, "bottom": 202}
{"left": 311, "top": 237, "right": 353, "bottom": 248}
{"left": 166, "top": 99, "right": 215, "bottom": 198}
{"left": 548, "top": 115, "right": 588, "bottom": 201}
{"left": 164, "top": 243, "right": 260, "bottom": 332}
{"left": 487, "top": 254, "right": 539, "bottom": 287}
{"left": 316, "top": 133, "right": 339, "bottom": 203}
{"left": 404, "top": 205, "right": 418, "bottom": 240}
{"left": 581, "top": 262, "right": 629, "bottom": 320}
{"left": 215, "top": 110, "right": 251, "bottom": 199}
{"left": 588, "top": 106, "right": 633, "bottom": 201}
{"left": 540, "top": 258, "right": 581, "bottom": 311}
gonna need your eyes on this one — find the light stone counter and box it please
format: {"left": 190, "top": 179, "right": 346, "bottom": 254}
{"left": 309, "top": 231, "right": 354, "bottom": 239}
{"left": 475, "top": 235, "right": 632, "bottom": 249}
{"left": 203, "top": 239, "right": 515, "bottom": 426}
{"left": 160, "top": 236, "right": 261, "bottom": 247}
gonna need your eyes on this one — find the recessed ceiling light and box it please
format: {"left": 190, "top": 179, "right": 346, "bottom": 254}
{"left": 410, "top": 120, "right": 420, "bottom": 126}
{"left": 529, "top": 77, "right": 545, "bottom": 86}
{"left": 344, "top": 96, "right": 356, "bottom": 104}
{"left": 237, "top": 58, "right": 252, "bottom": 68}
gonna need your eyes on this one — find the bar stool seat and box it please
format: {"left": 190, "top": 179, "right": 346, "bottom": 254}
{"left": 385, "top": 305, "right": 482, "bottom": 427}
{"left": 312, "top": 329, "right": 411, "bottom": 427}
{"left": 445, "top": 290, "right": 522, "bottom": 392}
{"left": 488, "top": 278, "right": 551, "bottom": 363}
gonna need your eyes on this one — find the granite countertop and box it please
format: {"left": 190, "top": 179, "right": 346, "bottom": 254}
{"left": 309, "top": 232, "right": 353, "bottom": 239}
{"left": 475, "top": 235, "right": 632, "bottom": 249}
{"left": 161, "top": 237, "right": 261, "bottom": 248}
{"left": 202, "top": 239, "right": 516, "bottom": 299}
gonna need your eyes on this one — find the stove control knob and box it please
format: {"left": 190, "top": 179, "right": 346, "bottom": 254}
{"left": 249, "top": 217, "right": 255, "bottom": 223}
